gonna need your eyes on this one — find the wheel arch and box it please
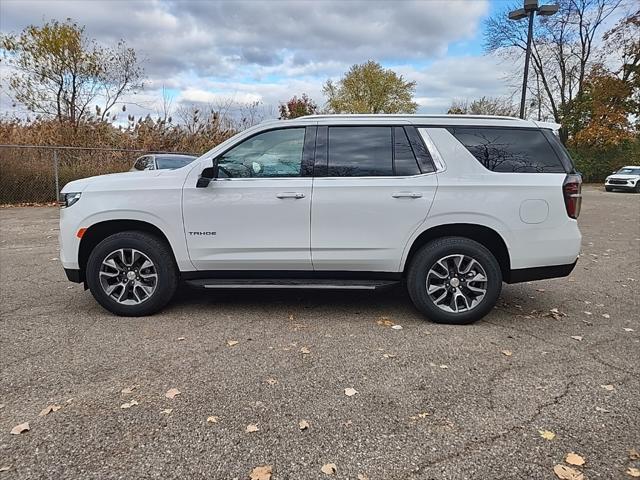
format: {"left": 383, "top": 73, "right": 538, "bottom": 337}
{"left": 402, "top": 223, "right": 511, "bottom": 281}
{"left": 78, "top": 220, "right": 175, "bottom": 282}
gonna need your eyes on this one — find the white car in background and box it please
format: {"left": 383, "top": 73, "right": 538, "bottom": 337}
{"left": 131, "top": 153, "right": 197, "bottom": 171}
{"left": 605, "top": 166, "right": 640, "bottom": 193}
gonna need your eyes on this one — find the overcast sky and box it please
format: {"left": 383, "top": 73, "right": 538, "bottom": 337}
{"left": 0, "top": 0, "right": 520, "bottom": 120}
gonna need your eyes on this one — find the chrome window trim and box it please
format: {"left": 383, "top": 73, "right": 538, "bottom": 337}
{"left": 417, "top": 128, "right": 446, "bottom": 173}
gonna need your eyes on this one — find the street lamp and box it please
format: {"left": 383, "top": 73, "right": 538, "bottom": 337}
{"left": 509, "top": 0, "right": 559, "bottom": 119}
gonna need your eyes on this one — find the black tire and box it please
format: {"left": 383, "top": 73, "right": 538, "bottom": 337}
{"left": 605, "top": 186, "right": 613, "bottom": 192}
{"left": 86, "top": 231, "right": 178, "bottom": 316}
{"left": 406, "top": 237, "right": 502, "bottom": 325}
{"left": 635, "top": 183, "right": 640, "bottom": 193}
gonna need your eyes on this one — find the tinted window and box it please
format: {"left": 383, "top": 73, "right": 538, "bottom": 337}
{"left": 394, "top": 127, "right": 421, "bottom": 176}
{"left": 448, "top": 127, "right": 566, "bottom": 173}
{"left": 133, "top": 156, "right": 153, "bottom": 171}
{"left": 328, "top": 127, "right": 392, "bottom": 177}
{"left": 218, "top": 128, "right": 305, "bottom": 178}
{"left": 155, "top": 155, "right": 195, "bottom": 169}
{"left": 617, "top": 168, "right": 640, "bottom": 175}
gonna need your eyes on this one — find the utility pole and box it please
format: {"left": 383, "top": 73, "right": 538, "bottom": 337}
{"left": 509, "top": 0, "right": 559, "bottom": 119}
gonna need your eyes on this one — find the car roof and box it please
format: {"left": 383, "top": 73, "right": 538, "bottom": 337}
{"left": 619, "top": 165, "right": 640, "bottom": 169}
{"left": 261, "top": 114, "right": 554, "bottom": 129}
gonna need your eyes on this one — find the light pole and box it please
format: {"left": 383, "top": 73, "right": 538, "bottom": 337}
{"left": 509, "top": 0, "right": 559, "bottom": 119}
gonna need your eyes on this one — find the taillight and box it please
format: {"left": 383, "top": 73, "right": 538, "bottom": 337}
{"left": 563, "top": 173, "right": 582, "bottom": 219}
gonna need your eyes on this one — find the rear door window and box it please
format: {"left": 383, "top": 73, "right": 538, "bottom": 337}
{"left": 393, "top": 127, "right": 422, "bottom": 176}
{"left": 327, "top": 127, "right": 393, "bottom": 177}
{"left": 448, "top": 127, "right": 566, "bottom": 173}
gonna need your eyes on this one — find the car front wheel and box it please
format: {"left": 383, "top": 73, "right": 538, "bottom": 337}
{"left": 406, "top": 237, "right": 502, "bottom": 324}
{"left": 86, "top": 231, "right": 178, "bottom": 316}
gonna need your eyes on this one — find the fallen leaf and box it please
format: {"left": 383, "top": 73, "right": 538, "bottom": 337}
{"left": 571, "top": 336, "right": 583, "bottom": 341}
{"left": 602, "top": 313, "right": 611, "bottom": 319}
{"left": 624, "top": 327, "right": 634, "bottom": 332}
{"left": 39, "top": 404, "right": 62, "bottom": 416}
{"left": 227, "top": 340, "right": 239, "bottom": 347}
{"left": 376, "top": 317, "right": 395, "bottom": 327}
{"left": 391, "top": 324, "right": 403, "bottom": 330}
{"left": 584, "top": 311, "right": 592, "bottom": 316}
{"left": 120, "top": 400, "right": 139, "bottom": 409}
{"left": 266, "top": 378, "right": 278, "bottom": 385}
{"left": 547, "top": 308, "right": 567, "bottom": 320}
{"left": 595, "top": 406, "right": 610, "bottom": 413}
{"left": 161, "top": 408, "right": 173, "bottom": 414}
{"left": 321, "top": 463, "right": 337, "bottom": 475}
{"left": 382, "top": 353, "right": 396, "bottom": 359}
{"left": 539, "top": 429, "right": 556, "bottom": 440}
{"left": 629, "top": 448, "right": 640, "bottom": 460}
{"left": 553, "top": 464, "right": 584, "bottom": 480}
{"left": 10, "top": 422, "right": 29, "bottom": 435}
{"left": 121, "top": 385, "right": 137, "bottom": 395}
{"left": 250, "top": 465, "right": 272, "bottom": 480}
{"left": 501, "top": 349, "right": 513, "bottom": 356}
{"left": 357, "top": 474, "right": 369, "bottom": 480}
{"left": 165, "top": 388, "right": 181, "bottom": 399}
{"left": 300, "top": 346, "right": 311, "bottom": 354}
{"left": 565, "top": 452, "right": 585, "bottom": 466}
{"left": 537, "top": 288, "right": 546, "bottom": 292}
{"left": 246, "top": 423, "right": 259, "bottom": 433}
{"left": 177, "top": 336, "right": 186, "bottom": 341}
{"left": 627, "top": 468, "right": 640, "bottom": 478}
{"left": 207, "top": 416, "right": 219, "bottom": 423}
{"left": 439, "top": 364, "right": 449, "bottom": 369}
{"left": 344, "top": 387, "right": 358, "bottom": 397}
{"left": 299, "top": 419, "right": 310, "bottom": 430}
{"left": 600, "top": 384, "right": 615, "bottom": 391}
{"left": 0, "top": 466, "right": 10, "bottom": 472}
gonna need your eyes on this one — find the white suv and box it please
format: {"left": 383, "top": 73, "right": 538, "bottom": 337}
{"left": 59, "top": 115, "right": 582, "bottom": 324}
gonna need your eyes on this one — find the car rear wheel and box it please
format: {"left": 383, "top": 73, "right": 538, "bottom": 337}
{"left": 406, "top": 237, "right": 502, "bottom": 324}
{"left": 86, "top": 231, "right": 178, "bottom": 316}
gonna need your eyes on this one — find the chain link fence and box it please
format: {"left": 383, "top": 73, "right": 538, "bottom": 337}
{"left": 0, "top": 145, "right": 195, "bottom": 205}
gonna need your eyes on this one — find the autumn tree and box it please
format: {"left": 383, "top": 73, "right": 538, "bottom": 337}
{"left": 323, "top": 61, "right": 418, "bottom": 114}
{"left": 1, "top": 19, "right": 143, "bottom": 127}
{"left": 278, "top": 93, "right": 317, "bottom": 119}
{"left": 448, "top": 96, "right": 517, "bottom": 116}
{"left": 484, "top": 0, "right": 622, "bottom": 141}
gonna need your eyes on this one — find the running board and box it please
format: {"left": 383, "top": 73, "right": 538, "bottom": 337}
{"left": 185, "top": 278, "right": 400, "bottom": 290}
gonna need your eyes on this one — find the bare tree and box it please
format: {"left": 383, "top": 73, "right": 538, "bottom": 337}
{"left": 448, "top": 96, "right": 518, "bottom": 116}
{"left": 484, "top": 0, "right": 622, "bottom": 141}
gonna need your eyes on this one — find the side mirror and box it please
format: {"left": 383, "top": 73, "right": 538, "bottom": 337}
{"left": 196, "top": 164, "right": 217, "bottom": 188}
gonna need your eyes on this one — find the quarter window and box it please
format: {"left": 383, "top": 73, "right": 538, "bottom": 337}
{"left": 327, "top": 127, "right": 393, "bottom": 177}
{"left": 448, "top": 127, "right": 566, "bottom": 173}
{"left": 218, "top": 128, "right": 306, "bottom": 178}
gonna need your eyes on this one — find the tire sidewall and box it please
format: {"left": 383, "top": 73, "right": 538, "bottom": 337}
{"left": 407, "top": 238, "right": 502, "bottom": 324}
{"left": 86, "top": 232, "right": 177, "bottom": 316}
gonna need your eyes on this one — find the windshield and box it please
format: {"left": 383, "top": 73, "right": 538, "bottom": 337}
{"left": 616, "top": 167, "right": 640, "bottom": 175}
{"left": 155, "top": 155, "right": 196, "bottom": 169}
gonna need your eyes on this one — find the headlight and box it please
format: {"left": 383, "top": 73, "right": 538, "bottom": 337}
{"left": 59, "top": 192, "right": 82, "bottom": 208}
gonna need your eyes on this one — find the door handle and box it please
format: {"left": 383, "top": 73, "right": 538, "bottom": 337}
{"left": 276, "top": 192, "right": 305, "bottom": 199}
{"left": 392, "top": 192, "right": 423, "bottom": 198}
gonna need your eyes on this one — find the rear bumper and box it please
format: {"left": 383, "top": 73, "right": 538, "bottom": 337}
{"left": 506, "top": 260, "right": 577, "bottom": 284}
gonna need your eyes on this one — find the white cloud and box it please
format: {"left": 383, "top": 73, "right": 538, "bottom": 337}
{"left": 0, "top": 0, "right": 515, "bottom": 118}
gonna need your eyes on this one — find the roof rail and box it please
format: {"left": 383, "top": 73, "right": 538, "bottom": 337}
{"left": 297, "top": 113, "right": 526, "bottom": 121}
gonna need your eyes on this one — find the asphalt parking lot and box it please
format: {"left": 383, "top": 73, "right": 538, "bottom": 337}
{"left": 0, "top": 185, "right": 638, "bottom": 479}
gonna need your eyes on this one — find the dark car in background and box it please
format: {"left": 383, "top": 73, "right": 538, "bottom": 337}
{"left": 131, "top": 153, "right": 197, "bottom": 171}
